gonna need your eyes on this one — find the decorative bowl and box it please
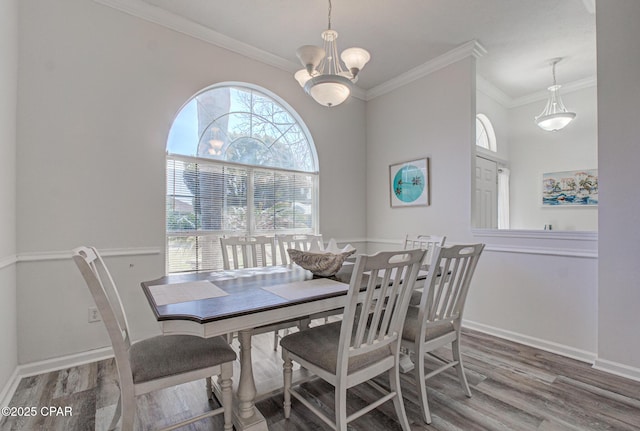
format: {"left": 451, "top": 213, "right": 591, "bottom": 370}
{"left": 287, "top": 248, "right": 356, "bottom": 277}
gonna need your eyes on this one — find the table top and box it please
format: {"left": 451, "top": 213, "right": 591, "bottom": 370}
{"left": 141, "top": 264, "right": 356, "bottom": 324}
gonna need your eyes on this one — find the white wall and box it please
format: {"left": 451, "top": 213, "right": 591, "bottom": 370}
{"left": 508, "top": 86, "right": 598, "bottom": 231}
{"left": 366, "top": 58, "right": 475, "bottom": 244}
{"left": 10, "top": 0, "right": 640, "bottom": 384}
{"left": 0, "top": 0, "right": 18, "bottom": 401}
{"left": 366, "top": 56, "right": 599, "bottom": 362}
{"left": 15, "top": 0, "right": 366, "bottom": 363}
{"left": 596, "top": 1, "right": 640, "bottom": 374}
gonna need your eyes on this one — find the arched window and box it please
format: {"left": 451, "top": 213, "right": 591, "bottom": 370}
{"left": 476, "top": 113, "right": 497, "bottom": 152}
{"left": 166, "top": 83, "right": 319, "bottom": 273}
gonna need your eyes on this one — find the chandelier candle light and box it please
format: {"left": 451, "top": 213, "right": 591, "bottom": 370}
{"left": 535, "top": 58, "right": 576, "bottom": 132}
{"left": 294, "top": 0, "right": 370, "bottom": 107}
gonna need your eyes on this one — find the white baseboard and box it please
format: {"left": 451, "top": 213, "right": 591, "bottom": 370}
{"left": 0, "top": 347, "right": 114, "bottom": 407}
{"left": 0, "top": 367, "right": 20, "bottom": 408}
{"left": 463, "top": 319, "right": 597, "bottom": 364}
{"left": 593, "top": 358, "right": 640, "bottom": 382}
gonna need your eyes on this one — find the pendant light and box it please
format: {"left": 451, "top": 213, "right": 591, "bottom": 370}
{"left": 535, "top": 58, "right": 576, "bottom": 131}
{"left": 294, "top": 0, "right": 370, "bottom": 107}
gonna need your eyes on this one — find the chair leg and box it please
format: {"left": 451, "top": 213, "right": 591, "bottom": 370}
{"left": 107, "top": 393, "right": 121, "bottom": 431}
{"left": 219, "top": 363, "right": 234, "bottom": 431}
{"left": 120, "top": 385, "right": 136, "bottom": 431}
{"left": 335, "top": 385, "right": 348, "bottom": 431}
{"left": 389, "top": 365, "right": 411, "bottom": 431}
{"left": 273, "top": 330, "right": 279, "bottom": 351}
{"left": 414, "top": 347, "right": 433, "bottom": 424}
{"left": 283, "top": 350, "right": 293, "bottom": 418}
{"left": 452, "top": 338, "right": 472, "bottom": 397}
{"left": 206, "top": 376, "right": 214, "bottom": 400}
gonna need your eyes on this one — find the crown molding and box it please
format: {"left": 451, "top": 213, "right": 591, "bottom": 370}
{"left": 476, "top": 74, "right": 512, "bottom": 107}
{"left": 509, "top": 75, "right": 597, "bottom": 107}
{"left": 477, "top": 74, "right": 597, "bottom": 109}
{"left": 93, "top": 1, "right": 592, "bottom": 108}
{"left": 93, "top": 0, "right": 370, "bottom": 101}
{"left": 365, "top": 40, "right": 487, "bottom": 101}
{"left": 93, "top": 0, "right": 298, "bottom": 73}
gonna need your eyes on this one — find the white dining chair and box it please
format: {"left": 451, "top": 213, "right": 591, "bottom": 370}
{"left": 272, "top": 233, "right": 326, "bottom": 349}
{"left": 72, "top": 246, "right": 236, "bottom": 431}
{"left": 220, "top": 235, "right": 302, "bottom": 347}
{"left": 220, "top": 235, "right": 278, "bottom": 269}
{"left": 403, "top": 234, "right": 446, "bottom": 261}
{"left": 401, "top": 243, "right": 485, "bottom": 424}
{"left": 277, "top": 233, "right": 324, "bottom": 264}
{"left": 280, "top": 248, "right": 427, "bottom": 431}
{"left": 403, "top": 234, "right": 446, "bottom": 306}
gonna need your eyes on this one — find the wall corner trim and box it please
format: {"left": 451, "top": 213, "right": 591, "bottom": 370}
{"left": 593, "top": 358, "right": 640, "bottom": 382}
{"left": 463, "top": 320, "right": 597, "bottom": 364}
{"left": 0, "top": 254, "right": 17, "bottom": 270}
{"left": 16, "top": 247, "right": 161, "bottom": 263}
{"left": 0, "top": 367, "right": 20, "bottom": 408}
{"left": 0, "top": 346, "right": 114, "bottom": 408}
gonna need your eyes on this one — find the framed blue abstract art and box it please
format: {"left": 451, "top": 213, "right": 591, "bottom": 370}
{"left": 389, "top": 158, "right": 430, "bottom": 208}
{"left": 542, "top": 169, "right": 598, "bottom": 206}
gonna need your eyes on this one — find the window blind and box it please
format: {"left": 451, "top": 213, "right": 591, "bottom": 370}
{"left": 167, "top": 156, "right": 317, "bottom": 273}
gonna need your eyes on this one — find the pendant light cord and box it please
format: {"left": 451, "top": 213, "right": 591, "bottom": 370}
{"left": 327, "top": 0, "right": 332, "bottom": 30}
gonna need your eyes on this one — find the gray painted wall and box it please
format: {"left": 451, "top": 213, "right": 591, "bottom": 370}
{"left": 15, "top": 0, "right": 366, "bottom": 363}
{"left": 596, "top": 0, "right": 640, "bottom": 373}
{"left": 508, "top": 86, "right": 598, "bottom": 231}
{"left": 3, "top": 0, "right": 640, "bottom": 397}
{"left": 365, "top": 57, "right": 600, "bottom": 362}
{"left": 366, "top": 58, "right": 475, "bottom": 244}
{"left": 0, "top": 0, "right": 18, "bottom": 400}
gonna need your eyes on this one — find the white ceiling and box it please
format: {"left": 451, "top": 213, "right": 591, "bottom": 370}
{"left": 136, "top": 0, "right": 596, "bottom": 101}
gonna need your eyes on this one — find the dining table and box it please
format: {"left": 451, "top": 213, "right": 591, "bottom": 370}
{"left": 141, "top": 261, "right": 429, "bottom": 431}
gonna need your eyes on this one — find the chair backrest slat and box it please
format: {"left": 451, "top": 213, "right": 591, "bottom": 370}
{"left": 220, "top": 235, "right": 277, "bottom": 269}
{"left": 403, "top": 234, "right": 446, "bottom": 264}
{"left": 277, "top": 234, "right": 324, "bottom": 264}
{"left": 419, "top": 244, "right": 484, "bottom": 336}
{"left": 337, "top": 249, "right": 427, "bottom": 375}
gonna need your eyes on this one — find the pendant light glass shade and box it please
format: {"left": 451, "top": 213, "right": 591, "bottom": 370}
{"left": 535, "top": 59, "right": 576, "bottom": 131}
{"left": 341, "top": 47, "right": 370, "bottom": 77}
{"left": 294, "top": 0, "right": 369, "bottom": 107}
{"left": 304, "top": 74, "right": 352, "bottom": 107}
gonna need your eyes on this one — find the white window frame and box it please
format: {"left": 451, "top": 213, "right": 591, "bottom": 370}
{"left": 165, "top": 83, "right": 319, "bottom": 273}
{"left": 476, "top": 113, "right": 497, "bottom": 152}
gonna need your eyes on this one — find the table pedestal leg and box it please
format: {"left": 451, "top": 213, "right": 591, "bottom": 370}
{"left": 233, "top": 330, "right": 268, "bottom": 431}
{"left": 211, "top": 330, "right": 268, "bottom": 431}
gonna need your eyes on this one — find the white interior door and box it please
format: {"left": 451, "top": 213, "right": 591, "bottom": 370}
{"left": 475, "top": 156, "right": 498, "bottom": 228}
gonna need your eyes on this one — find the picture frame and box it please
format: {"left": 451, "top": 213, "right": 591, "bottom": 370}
{"left": 542, "top": 169, "right": 598, "bottom": 206}
{"left": 389, "top": 158, "right": 430, "bottom": 208}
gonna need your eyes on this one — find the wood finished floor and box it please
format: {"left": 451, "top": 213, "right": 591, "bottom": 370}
{"left": 2, "top": 328, "right": 640, "bottom": 431}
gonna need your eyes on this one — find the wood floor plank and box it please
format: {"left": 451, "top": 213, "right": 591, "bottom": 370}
{"left": 2, "top": 328, "right": 640, "bottom": 431}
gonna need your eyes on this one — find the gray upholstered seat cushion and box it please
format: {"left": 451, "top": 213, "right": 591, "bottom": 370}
{"left": 130, "top": 335, "right": 236, "bottom": 384}
{"left": 280, "top": 321, "right": 392, "bottom": 374}
{"left": 402, "top": 306, "right": 455, "bottom": 343}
